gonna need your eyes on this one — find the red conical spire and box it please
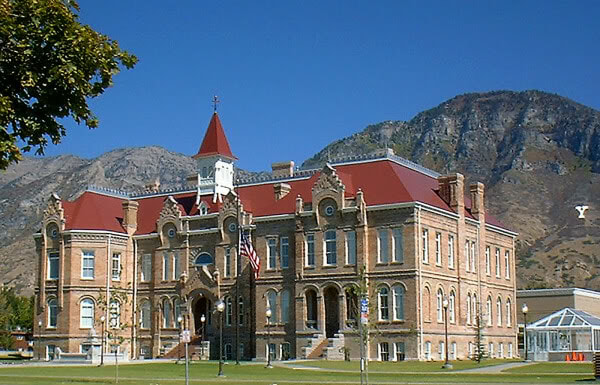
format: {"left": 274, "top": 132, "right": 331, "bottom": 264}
{"left": 192, "top": 111, "right": 237, "bottom": 160}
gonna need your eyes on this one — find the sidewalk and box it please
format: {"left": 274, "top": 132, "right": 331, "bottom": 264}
{"left": 457, "top": 361, "right": 535, "bottom": 373}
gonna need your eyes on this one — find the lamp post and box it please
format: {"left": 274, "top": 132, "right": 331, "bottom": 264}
{"left": 265, "top": 307, "right": 273, "bottom": 369}
{"left": 100, "top": 315, "right": 105, "bottom": 366}
{"left": 216, "top": 299, "right": 225, "bottom": 377}
{"left": 442, "top": 297, "right": 452, "bottom": 369}
{"left": 522, "top": 303, "right": 529, "bottom": 361}
{"left": 37, "top": 320, "right": 42, "bottom": 361}
{"left": 200, "top": 314, "right": 206, "bottom": 359}
{"left": 177, "top": 315, "right": 183, "bottom": 363}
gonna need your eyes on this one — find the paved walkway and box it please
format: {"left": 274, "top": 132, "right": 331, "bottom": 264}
{"left": 457, "top": 361, "right": 535, "bottom": 373}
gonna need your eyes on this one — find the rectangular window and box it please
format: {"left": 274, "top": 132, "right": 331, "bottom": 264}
{"left": 425, "top": 341, "right": 431, "bottom": 360}
{"left": 48, "top": 252, "right": 59, "bottom": 280}
{"left": 465, "top": 241, "right": 470, "bottom": 272}
{"left": 267, "top": 238, "right": 277, "bottom": 269}
{"left": 377, "top": 229, "right": 389, "bottom": 263}
{"left": 393, "top": 228, "right": 404, "bottom": 263}
{"left": 141, "top": 254, "right": 151, "bottom": 282}
{"left": 379, "top": 342, "right": 390, "bottom": 361}
{"left": 81, "top": 250, "right": 95, "bottom": 279}
{"left": 505, "top": 251, "right": 510, "bottom": 279}
{"left": 485, "top": 246, "right": 491, "bottom": 275}
{"left": 451, "top": 342, "right": 457, "bottom": 360}
{"left": 173, "top": 252, "right": 181, "bottom": 280}
{"left": 281, "top": 237, "right": 289, "bottom": 268}
{"left": 395, "top": 342, "right": 405, "bottom": 361}
{"left": 470, "top": 242, "right": 476, "bottom": 272}
{"left": 421, "top": 229, "right": 429, "bottom": 263}
{"left": 447, "top": 235, "right": 454, "bottom": 268}
{"left": 495, "top": 248, "right": 501, "bottom": 277}
{"left": 325, "top": 230, "right": 337, "bottom": 265}
{"left": 162, "top": 253, "right": 170, "bottom": 281}
{"left": 435, "top": 232, "right": 441, "bottom": 266}
{"left": 439, "top": 341, "right": 445, "bottom": 360}
{"left": 306, "top": 234, "right": 315, "bottom": 267}
{"left": 508, "top": 342, "right": 513, "bottom": 358}
{"left": 499, "top": 342, "right": 504, "bottom": 358}
{"left": 346, "top": 231, "right": 356, "bottom": 265}
{"left": 489, "top": 342, "right": 494, "bottom": 358}
{"left": 111, "top": 253, "right": 121, "bottom": 281}
{"left": 224, "top": 248, "right": 231, "bottom": 277}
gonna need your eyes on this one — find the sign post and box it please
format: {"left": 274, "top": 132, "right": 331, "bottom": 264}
{"left": 359, "top": 297, "right": 368, "bottom": 385}
{"left": 182, "top": 330, "right": 190, "bottom": 385}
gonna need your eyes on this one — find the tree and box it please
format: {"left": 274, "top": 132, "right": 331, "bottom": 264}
{"left": 0, "top": 0, "right": 137, "bottom": 169}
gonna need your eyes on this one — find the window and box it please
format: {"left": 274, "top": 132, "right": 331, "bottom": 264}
{"left": 48, "top": 299, "right": 58, "bottom": 328}
{"left": 141, "top": 254, "right": 151, "bottom": 282}
{"left": 324, "top": 230, "right": 337, "bottom": 265}
{"left": 346, "top": 231, "right": 356, "bottom": 265}
{"left": 505, "top": 251, "right": 510, "bottom": 279}
{"left": 393, "top": 286, "right": 405, "bottom": 321}
{"left": 281, "top": 290, "right": 290, "bottom": 323}
{"left": 465, "top": 241, "right": 470, "bottom": 271}
{"left": 267, "top": 238, "right": 277, "bottom": 269}
{"left": 495, "top": 248, "right": 501, "bottom": 277}
{"left": 488, "top": 342, "right": 494, "bottom": 358}
{"left": 486, "top": 297, "right": 492, "bottom": 326}
{"left": 111, "top": 253, "right": 121, "bottom": 281}
{"left": 508, "top": 342, "right": 513, "bottom": 358}
{"left": 377, "top": 229, "right": 389, "bottom": 263}
{"left": 224, "top": 248, "right": 231, "bottom": 277}
{"left": 449, "top": 291, "right": 456, "bottom": 323}
{"left": 506, "top": 299, "right": 512, "bottom": 327}
{"left": 472, "top": 294, "right": 478, "bottom": 325}
{"left": 378, "top": 287, "right": 389, "bottom": 320}
{"left": 48, "top": 252, "right": 59, "bottom": 280}
{"left": 439, "top": 341, "right": 445, "bottom": 360}
{"left": 499, "top": 342, "right": 504, "bottom": 358}
{"left": 267, "top": 343, "right": 276, "bottom": 362}
{"left": 447, "top": 235, "right": 454, "bottom": 268}
{"left": 379, "top": 342, "right": 390, "bottom": 361}
{"left": 199, "top": 203, "right": 208, "bottom": 215}
{"left": 80, "top": 298, "right": 94, "bottom": 329}
{"left": 162, "top": 253, "right": 170, "bottom": 281}
{"left": 174, "top": 298, "right": 181, "bottom": 327}
{"left": 468, "top": 342, "right": 473, "bottom": 358}
{"left": 485, "top": 246, "right": 491, "bottom": 275}
{"left": 140, "top": 301, "right": 151, "bottom": 329}
{"left": 470, "top": 242, "right": 476, "bottom": 272}
{"left": 421, "top": 229, "right": 429, "bottom": 263}
{"left": 224, "top": 344, "right": 233, "bottom": 360}
{"left": 225, "top": 297, "right": 232, "bottom": 326}
{"left": 424, "top": 341, "right": 431, "bottom": 360}
{"left": 435, "top": 233, "right": 441, "bottom": 265}
{"left": 325, "top": 205, "right": 334, "bottom": 216}
{"left": 81, "top": 250, "right": 95, "bottom": 279}
{"left": 109, "top": 300, "right": 120, "bottom": 329}
{"left": 496, "top": 298, "right": 502, "bottom": 326}
{"left": 238, "top": 297, "right": 244, "bottom": 326}
{"left": 306, "top": 234, "right": 315, "bottom": 266}
{"left": 194, "top": 252, "right": 213, "bottom": 268}
{"left": 393, "top": 228, "right": 403, "bottom": 263}
{"left": 466, "top": 293, "right": 472, "bottom": 325}
{"left": 266, "top": 291, "right": 278, "bottom": 323}
{"left": 451, "top": 342, "right": 457, "bottom": 360}
{"left": 395, "top": 342, "right": 405, "bottom": 361}
{"left": 436, "top": 289, "right": 443, "bottom": 322}
{"left": 163, "top": 299, "right": 172, "bottom": 328}
{"left": 281, "top": 237, "right": 289, "bottom": 268}
{"left": 173, "top": 252, "right": 181, "bottom": 280}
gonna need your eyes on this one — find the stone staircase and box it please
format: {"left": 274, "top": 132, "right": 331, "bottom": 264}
{"left": 301, "top": 333, "right": 327, "bottom": 359}
{"left": 323, "top": 333, "right": 345, "bottom": 360}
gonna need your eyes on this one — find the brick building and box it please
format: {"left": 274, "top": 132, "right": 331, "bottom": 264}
{"left": 34, "top": 111, "right": 518, "bottom": 361}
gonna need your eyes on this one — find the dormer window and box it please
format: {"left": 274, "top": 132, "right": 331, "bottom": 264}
{"left": 200, "top": 205, "right": 208, "bottom": 215}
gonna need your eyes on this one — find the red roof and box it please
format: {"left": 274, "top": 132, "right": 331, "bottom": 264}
{"left": 192, "top": 112, "right": 236, "bottom": 160}
{"left": 63, "top": 191, "right": 126, "bottom": 233}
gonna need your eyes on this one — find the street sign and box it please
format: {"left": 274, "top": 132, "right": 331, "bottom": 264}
{"left": 181, "top": 330, "right": 191, "bottom": 343}
{"left": 360, "top": 298, "right": 369, "bottom": 324}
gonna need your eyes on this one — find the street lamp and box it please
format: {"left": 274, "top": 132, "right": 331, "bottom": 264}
{"left": 442, "top": 297, "right": 452, "bottom": 369}
{"left": 200, "top": 314, "right": 206, "bottom": 359}
{"left": 37, "top": 320, "right": 42, "bottom": 361}
{"left": 177, "top": 315, "right": 183, "bottom": 363}
{"left": 522, "top": 303, "right": 529, "bottom": 361}
{"left": 100, "top": 315, "right": 106, "bottom": 366}
{"left": 216, "top": 299, "right": 225, "bottom": 377}
{"left": 265, "top": 307, "right": 273, "bottom": 369}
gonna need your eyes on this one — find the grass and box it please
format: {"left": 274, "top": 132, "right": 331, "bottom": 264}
{"left": 504, "top": 362, "right": 594, "bottom": 374}
{"left": 0, "top": 360, "right": 596, "bottom": 385}
{"left": 291, "top": 358, "right": 517, "bottom": 372}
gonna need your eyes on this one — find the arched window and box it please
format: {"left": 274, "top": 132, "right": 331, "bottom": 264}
{"left": 378, "top": 287, "right": 389, "bottom": 320}
{"left": 305, "top": 289, "right": 318, "bottom": 328}
{"left": 80, "top": 298, "right": 94, "bottom": 329}
{"left": 174, "top": 298, "right": 181, "bottom": 327}
{"left": 496, "top": 297, "right": 502, "bottom": 326}
{"left": 281, "top": 290, "right": 290, "bottom": 324}
{"left": 140, "top": 301, "right": 151, "bottom": 329}
{"left": 345, "top": 288, "right": 358, "bottom": 323}
{"left": 48, "top": 299, "right": 58, "bottom": 328}
{"left": 466, "top": 293, "right": 472, "bottom": 325}
{"left": 436, "top": 289, "right": 444, "bottom": 322}
{"left": 238, "top": 297, "right": 244, "bottom": 326}
{"left": 225, "top": 297, "right": 233, "bottom": 326}
{"left": 266, "top": 291, "right": 278, "bottom": 323}
{"left": 423, "top": 286, "right": 431, "bottom": 322}
{"left": 393, "top": 285, "right": 405, "bottom": 321}
{"left": 194, "top": 253, "right": 213, "bottom": 270}
{"left": 506, "top": 298, "right": 512, "bottom": 327}
{"left": 449, "top": 291, "right": 456, "bottom": 323}
{"left": 472, "top": 294, "right": 478, "bottom": 325}
{"left": 163, "top": 299, "right": 172, "bottom": 328}
{"left": 109, "top": 299, "right": 120, "bottom": 329}
{"left": 486, "top": 296, "right": 492, "bottom": 326}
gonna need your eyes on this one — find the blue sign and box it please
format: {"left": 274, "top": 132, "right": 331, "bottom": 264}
{"left": 360, "top": 298, "right": 368, "bottom": 314}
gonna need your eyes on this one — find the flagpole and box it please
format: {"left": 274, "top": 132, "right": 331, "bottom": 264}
{"left": 235, "top": 179, "right": 241, "bottom": 365}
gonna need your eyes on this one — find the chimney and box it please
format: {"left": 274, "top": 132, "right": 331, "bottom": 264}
{"left": 122, "top": 200, "right": 139, "bottom": 234}
{"left": 145, "top": 178, "right": 160, "bottom": 193}
{"left": 271, "top": 161, "right": 294, "bottom": 179}
{"left": 469, "top": 182, "right": 485, "bottom": 221}
{"left": 438, "top": 173, "right": 465, "bottom": 214}
{"left": 274, "top": 183, "right": 291, "bottom": 200}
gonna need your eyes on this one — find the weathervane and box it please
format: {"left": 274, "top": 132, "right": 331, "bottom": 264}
{"left": 212, "top": 95, "right": 220, "bottom": 112}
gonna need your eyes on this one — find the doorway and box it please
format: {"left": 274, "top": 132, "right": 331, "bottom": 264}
{"left": 324, "top": 286, "right": 340, "bottom": 338}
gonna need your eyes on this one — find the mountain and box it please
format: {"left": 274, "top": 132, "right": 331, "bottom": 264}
{"left": 304, "top": 90, "right": 600, "bottom": 291}
{"left": 1, "top": 90, "right": 599, "bottom": 294}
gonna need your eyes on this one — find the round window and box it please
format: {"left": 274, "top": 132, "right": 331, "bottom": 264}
{"left": 325, "top": 205, "right": 335, "bottom": 216}
{"left": 168, "top": 228, "right": 176, "bottom": 238}
{"left": 50, "top": 229, "right": 58, "bottom": 238}
{"left": 228, "top": 223, "right": 237, "bottom": 233}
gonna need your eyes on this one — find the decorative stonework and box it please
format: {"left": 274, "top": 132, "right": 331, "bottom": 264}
{"left": 312, "top": 164, "right": 345, "bottom": 195}
{"left": 157, "top": 195, "right": 183, "bottom": 245}
{"left": 43, "top": 193, "right": 65, "bottom": 231}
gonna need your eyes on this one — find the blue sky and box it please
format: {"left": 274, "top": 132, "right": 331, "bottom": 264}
{"left": 42, "top": 1, "right": 600, "bottom": 172}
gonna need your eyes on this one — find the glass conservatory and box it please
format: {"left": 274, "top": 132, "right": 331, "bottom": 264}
{"left": 526, "top": 307, "right": 600, "bottom": 361}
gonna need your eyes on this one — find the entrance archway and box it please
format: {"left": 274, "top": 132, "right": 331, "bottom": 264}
{"left": 305, "top": 289, "right": 318, "bottom": 329}
{"left": 194, "top": 297, "right": 212, "bottom": 336}
{"left": 324, "top": 286, "right": 340, "bottom": 338}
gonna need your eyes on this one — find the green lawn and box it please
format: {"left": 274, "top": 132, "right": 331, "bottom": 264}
{"left": 503, "top": 362, "right": 594, "bottom": 374}
{"left": 0, "top": 361, "right": 596, "bottom": 385}
{"left": 291, "top": 358, "right": 518, "bottom": 372}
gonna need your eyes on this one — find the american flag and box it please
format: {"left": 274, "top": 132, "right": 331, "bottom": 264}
{"left": 240, "top": 233, "right": 260, "bottom": 280}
